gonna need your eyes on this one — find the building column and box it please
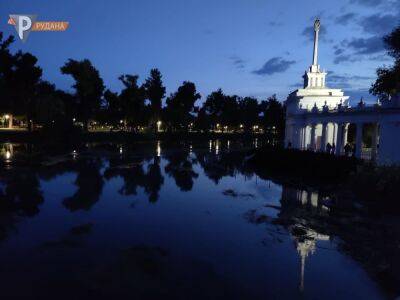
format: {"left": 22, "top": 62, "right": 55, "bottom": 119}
{"left": 293, "top": 124, "right": 301, "bottom": 149}
{"left": 355, "top": 123, "right": 363, "bottom": 159}
{"left": 320, "top": 123, "right": 327, "bottom": 152}
{"left": 332, "top": 123, "right": 338, "bottom": 146}
{"left": 343, "top": 123, "right": 349, "bottom": 146}
{"left": 310, "top": 124, "right": 316, "bottom": 151}
{"left": 336, "top": 123, "right": 344, "bottom": 156}
{"left": 371, "top": 123, "right": 379, "bottom": 161}
{"left": 300, "top": 126, "right": 306, "bottom": 150}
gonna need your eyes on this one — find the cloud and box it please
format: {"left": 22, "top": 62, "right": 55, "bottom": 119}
{"left": 359, "top": 13, "right": 398, "bottom": 36}
{"left": 229, "top": 56, "right": 245, "bottom": 69}
{"left": 335, "top": 12, "right": 358, "bottom": 25}
{"left": 334, "top": 47, "right": 345, "bottom": 56}
{"left": 333, "top": 54, "right": 359, "bottom": 64}
{"left": 346, "top": 36, "right": 385, "bottom": 54}
{"left": 327, "top": 72, "right": 374, "bottom": 90}
{"left": 252, "top": 57, "right": 296, "bottom": 76}
{"left": 350, "top": 0, "right": 384, "bottom": 7}
{"left": 328, "top": 72, "right": 373, "bottom": 83}
{"left": 268, "top": 21, "right": 282, "bottom": 27}
{"left": 333, "top": 36, "right": 387, "bottom": 64}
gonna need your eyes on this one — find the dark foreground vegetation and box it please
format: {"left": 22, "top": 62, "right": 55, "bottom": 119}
{"left": 250, "top": 146, "right": 400, "bottom": 211}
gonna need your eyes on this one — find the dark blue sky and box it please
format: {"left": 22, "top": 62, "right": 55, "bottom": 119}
{"left": 1, "top": 0, "right": 399, "bottom": 104}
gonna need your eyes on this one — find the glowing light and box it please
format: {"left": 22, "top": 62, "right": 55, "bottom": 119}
{"left": 5, "top": 151, "right": 11, "bottom": 160}
{"left": 72, "top": 118, "right": 76, "bottom": 122}
{"left": 156, "top": 141, "right": 161, "bottom": 157}
{"left": 4, "top": 115, "right": 9, "bottom": 120}
{"left": 119, "top": 147, "right": 123, "bottom": 154}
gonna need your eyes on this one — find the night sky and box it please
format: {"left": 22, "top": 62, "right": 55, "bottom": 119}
{"left": 1, "top": 0, "right": 399, "bottom": 104}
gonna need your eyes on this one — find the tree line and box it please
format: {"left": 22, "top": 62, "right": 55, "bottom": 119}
{"left": 0, "top": 31, "right": 285, "bottom": 139}
{"left": 1, "top": 22, "right": 399, "bottom": 139}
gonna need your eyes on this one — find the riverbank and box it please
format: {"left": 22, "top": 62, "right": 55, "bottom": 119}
{"left": 0, "top": 129, "right": 268, "bottom": 144}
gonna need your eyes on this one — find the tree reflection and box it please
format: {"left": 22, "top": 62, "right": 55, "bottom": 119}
{"left": 194, "top": 148, "right": 254, "bottom": 184}
{"left": 104, "top": 154, "right": 164, "bottom": 203}
{"left": 164, "top": 149, "right": 198, "bottom": 191}
{"left": 63, "top": 157, "right": 104, "bottom": 211}
{"left": 0, "top": 168, "right": 43, "bottom": 241}
{"left": 145, "top": 157, "right": 164, "bottom": 203}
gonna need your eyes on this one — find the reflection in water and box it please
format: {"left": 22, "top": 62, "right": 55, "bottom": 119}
{"left": 156, "top": 140, "right": 161, "bottom": 157}
{"left": 0, "top": 141, "right": 395, "bottom": 299}
{"left": 281, "top": 187, "right": 332, "bottom": 293}
{"left": 164, "top": 147, "right": 198, "bottom": 191}
{"left": 63, "top": 157, "right": 104, "bottom": 211}
{"left": 1, "top": 143, "right": 13, "bottom": 166}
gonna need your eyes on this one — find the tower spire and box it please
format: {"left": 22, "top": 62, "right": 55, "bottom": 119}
{"left": 312, "top": 18, "right": 320, "bottom": 66}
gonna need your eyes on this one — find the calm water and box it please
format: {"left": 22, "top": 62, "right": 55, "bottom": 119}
{"left": 0, "top": 141, "right": 395, "bottom": 299}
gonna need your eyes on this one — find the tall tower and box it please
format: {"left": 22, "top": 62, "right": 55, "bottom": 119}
{"left": 303, "top": 18, "right": 326, "bottom": 89}
{"left": 312, "top": 19, "right": 320, "bottom": 69}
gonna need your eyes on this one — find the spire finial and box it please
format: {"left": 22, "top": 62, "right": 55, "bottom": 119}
{"left": 312, "top": 18, "right": 320, "bottom": 66}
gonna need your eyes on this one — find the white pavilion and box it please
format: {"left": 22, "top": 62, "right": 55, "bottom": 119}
{"left": 284, "top": 19, "right": 400, "bottom": 165}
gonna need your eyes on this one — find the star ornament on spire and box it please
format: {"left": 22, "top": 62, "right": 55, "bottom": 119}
{"left": 314, "top": 18, "right": 321, "bottom": 32}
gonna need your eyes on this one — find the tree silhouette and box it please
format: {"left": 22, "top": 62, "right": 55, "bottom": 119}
{"left": 259, "top": 94, "right": 286, "bottom": 141}
{"left": 119, "top": 74, "right": 148, "bottom": 130}
{"left": 103, "top": 89, "right": 123, "bottom": 129}
{"left": 238, "top": 96, "right": 259, "bottom": 132}
{"left": 371, "top": 25, "right": 400, "bottom": 101}
{"left": 34, "top": 81, "right": 65, "bottom": 126}
{"left": 61, "top": 59, "right": 105, "bottom": 131}
{"left": 144, "top": 69, "right": 166, "bottom": 132}
{"left": 164, "top": 81, "right": 200, "bottom": 131}
{"left": 203, "top": 89, "right": 240, "bottom": 130}
{"left": 0, "top": 33, "right": 16, "bottom": 127}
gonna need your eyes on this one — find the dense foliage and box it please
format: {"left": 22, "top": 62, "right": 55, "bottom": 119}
{"left": 371, "top": 25, "right": 400, "bottom": 100}
{"left": 0, "top": 31, "right": 287, "bottom": 138}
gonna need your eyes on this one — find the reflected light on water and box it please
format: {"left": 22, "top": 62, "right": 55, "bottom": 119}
{"left": 157, "top": 141, "right": 161, "bottom": 157}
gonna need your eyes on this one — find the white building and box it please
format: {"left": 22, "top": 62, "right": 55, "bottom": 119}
{"left": 285, "top": 19, "right": 400, "bottom": 165}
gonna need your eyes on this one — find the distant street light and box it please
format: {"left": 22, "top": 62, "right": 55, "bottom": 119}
{"left": 4, "top": 115, "right": 9, "bottom": 120}
{"left": 157, "top": 120, "right": 162, "bottom": 132}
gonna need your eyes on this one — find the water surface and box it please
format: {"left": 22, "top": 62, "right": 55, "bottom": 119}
{"left": 0, "top": 141, "right": 394, "bottom": 299}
